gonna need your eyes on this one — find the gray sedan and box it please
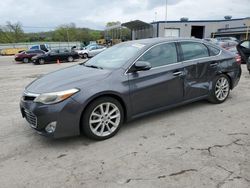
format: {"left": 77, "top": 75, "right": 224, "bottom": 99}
{"left": 20, "top": 38, "right": 241, "bottom": 140}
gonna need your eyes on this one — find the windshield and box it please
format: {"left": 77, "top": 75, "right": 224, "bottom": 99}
{"left": 84, "top": 43, "right": 145, "bottom": 69}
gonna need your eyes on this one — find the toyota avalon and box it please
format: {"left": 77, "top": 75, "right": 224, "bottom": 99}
{"left": 20, "top": 38, "right": 241, "bottom": 140}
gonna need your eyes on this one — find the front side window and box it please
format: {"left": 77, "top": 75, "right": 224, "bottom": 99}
{"left": 138, "top": 43, "right": 178, "bottom": 68}
{"left": 180, "top": 42, "right": 209, "bottom": 61}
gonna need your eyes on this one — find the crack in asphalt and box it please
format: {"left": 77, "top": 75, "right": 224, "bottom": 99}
{"left": 123, "top": 169, "right": 198, "bottom": 184}
{"left": 228, "top": 133, "right": 248, "bottom": 136}
{"left": 216, "top": 164, "right": 250, "bottom": 188}
{"left": 169, "top": 169, "right": 198, "bottom": 176}
{"left": 191, "top": 139, "right": 242, "bottom": 157}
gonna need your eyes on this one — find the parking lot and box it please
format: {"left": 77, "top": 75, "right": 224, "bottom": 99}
{"left": 0, "top": 56, "right": 249, "bottom": 188}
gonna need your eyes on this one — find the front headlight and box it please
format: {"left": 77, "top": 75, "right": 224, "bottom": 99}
{"left": 34, "top": 88, "right": 79, "bottom": 104}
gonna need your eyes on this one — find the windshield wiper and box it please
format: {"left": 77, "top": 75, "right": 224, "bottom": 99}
{"left": 84, "top": 64, "right": 103, "bottom": 69}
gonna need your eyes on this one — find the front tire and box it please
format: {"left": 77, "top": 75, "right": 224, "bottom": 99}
{"left": 81, "top": 97, "right": 124, "bottom": 140}
{"left": 209, "top": 74, "right": 230, "bottom": 104}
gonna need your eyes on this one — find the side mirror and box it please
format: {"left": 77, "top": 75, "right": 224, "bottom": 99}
{"left": 132, "top": 61, "right": 152, "bottom": 72}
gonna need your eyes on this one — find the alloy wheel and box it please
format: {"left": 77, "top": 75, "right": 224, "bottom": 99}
{"left": 68, "top": 56, "right": 73, "bottom": 62}
{"left": 23, "top": 58, "right": 29, "bottom": 63}
{"left": 89, "top": 102, "right": 121, "bottom": 137}
{"left": 83, "top": 53, "right": 88, "bottom": 59}
{"left": 39, "top": 59, "right": 45, "bottom": 65}
{"left": 215, "top": 77, "right": 229, "bottom": 101}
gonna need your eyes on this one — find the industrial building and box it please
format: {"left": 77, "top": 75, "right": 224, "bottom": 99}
{"left": 121, "top": 17, "right": 250, "bottom": 40}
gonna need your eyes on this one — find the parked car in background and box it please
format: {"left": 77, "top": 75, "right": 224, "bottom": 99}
{"left": 15, "top": 50, "right": 46, "bottom": 63}
{"left": 216, "top": 37, "right": 239, "bottom": 43}
{"left": 20, "top": 38, "right": 241, "bottom": 140}
{"left": 203, "top": 38, "right": 219, "bottom": 44}
{"left": 32, "top": 49, "right": 79, "bottom": 65}
{"left": 0, "top": 47, "right": 27, "bottom": 56}
{"left": 237, "top": 40, "right": 250, "bottom": 73}
{"left": 78, "top": 45, "right": 106, "bottom": 59}
{"left": 203, "top": 38, "right": 238, "bottom": 51}
{"left": 29, "top": 44, "right": 49, "bottom": 52}
{"left": 219, "top": 41, "right": 238, "bottom": 50}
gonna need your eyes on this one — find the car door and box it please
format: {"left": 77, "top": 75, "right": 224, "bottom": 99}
{"left": 88, "top": 46, "right": 98, "bottom": 57}
{"left": 60, "top": 50, "right": 69, "bottom": 61}
{"left": 49, "top": 50, "right": 59, "bottom": 62}
{"left": 237, "top": 40, "right": 250, "bottom": 63}
{"left": 94, "top": 46, "right": 105, "bottom": 55}
{"left": 178, "top": 41, "right": 211, "bottom": 100}
{"left": 128, "top": 42, "right": 184, "bottom": 115}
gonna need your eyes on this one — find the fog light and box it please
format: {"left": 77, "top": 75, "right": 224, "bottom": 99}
{"left": 45, "top": 122, "right": 57, "bottom": 133}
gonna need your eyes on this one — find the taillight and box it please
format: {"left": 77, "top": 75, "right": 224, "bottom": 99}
{"left": 235, "top": 55, "right": 241, "bottom": 65}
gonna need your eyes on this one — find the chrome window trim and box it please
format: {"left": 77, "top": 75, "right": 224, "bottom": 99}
{"left": 125, "top": 41, "right": 179, "bottom": 75}
{"left": 125, "top": 40, "right": 222, "bottom": 75}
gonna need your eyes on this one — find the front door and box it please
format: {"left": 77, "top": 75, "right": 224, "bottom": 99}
{"left": 237, "top": 40, "right": 250, "bottom": 63}
{"left": 128, "top": 42, "right": 184, "bottom": 116}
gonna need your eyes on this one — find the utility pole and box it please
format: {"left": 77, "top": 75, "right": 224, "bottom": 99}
{"left": 246, "top": 18, "right": 250, "bottom": 40}
{"left": 165, "top": 0, "right": 168, "bottom": 22}
{"left": 66, "top": 28, "right": 70, "bottom": 48}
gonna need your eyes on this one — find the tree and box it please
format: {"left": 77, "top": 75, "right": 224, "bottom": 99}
{"left": 0, "top": 22, "right": 24, "bottom": 43}
{"left": 106, "top": 21, "right": 121, "bottom": 28}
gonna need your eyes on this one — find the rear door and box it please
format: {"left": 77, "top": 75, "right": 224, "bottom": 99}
{"left": 178, "top": 41, "right": 213, "bottom": 100}
{"left": 128, "top": 42, "right": 184, "bottom": 115}
{"left": 237, "top": 40, "right": 250, "bottom": 63}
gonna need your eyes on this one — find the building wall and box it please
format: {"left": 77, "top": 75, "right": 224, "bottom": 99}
{"left": 153, "top": 19, "right": 248, "bottom": 39}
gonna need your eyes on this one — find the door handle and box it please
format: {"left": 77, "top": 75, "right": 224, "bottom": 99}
{"left": 210, "top": 62, "right": 218, "bottom": 67}
{"left": 173, "top": 71, "right": 183, "bottom": 76}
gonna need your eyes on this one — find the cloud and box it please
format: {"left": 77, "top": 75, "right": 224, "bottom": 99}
{"left": 0, "top": 0, "right": 248, "bottom": 32}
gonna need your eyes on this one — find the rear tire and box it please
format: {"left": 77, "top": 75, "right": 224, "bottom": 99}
{"left": 39, "top": 59, "right": 45, "bottom": 65}
{"left": 23, "top": 58, "right": 29, "bottom": 63}
{"left": 82, "top": 53, "right": 88, "bottom": 59}
{"left": 81, "top": 97, "right": 124, "bottom": 140}
{"left": 67, "top": 56, "right": 74, "bottom": 62}
{"left": 208, "top": 74, "right": 230, "bottom": 104}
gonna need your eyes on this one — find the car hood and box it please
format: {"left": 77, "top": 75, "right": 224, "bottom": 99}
{"left": 26, "top": 65, "right": 111, "bottom": 93}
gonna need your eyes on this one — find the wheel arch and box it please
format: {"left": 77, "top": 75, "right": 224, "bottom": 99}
{"left": 221, "top": 72, "right": 234, "bottom": 90}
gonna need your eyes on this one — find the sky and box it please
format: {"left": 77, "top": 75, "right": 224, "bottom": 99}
{"left": 0, "top": 0, "right": 249, "bottom": 32}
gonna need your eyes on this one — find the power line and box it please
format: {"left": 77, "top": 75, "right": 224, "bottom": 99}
{"left": 22, "top": 26, "right": 56, "bottom": 29}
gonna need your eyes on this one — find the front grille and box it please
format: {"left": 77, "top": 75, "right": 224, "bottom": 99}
{"left": 23, "top": 109, "right": 37, "bottom": 128}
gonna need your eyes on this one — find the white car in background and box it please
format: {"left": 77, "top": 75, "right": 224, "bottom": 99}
{"left": 78, "top": 45, "right": 106, "bottom": 59}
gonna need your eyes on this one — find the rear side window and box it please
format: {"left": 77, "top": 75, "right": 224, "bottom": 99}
{"left": 139, "top": 43, "right": 178, "bottom": 68}
{"left": 180, "top": 42, "right": 209, "bottom": 61}
{"left": 207, "top": 45, "right": 221, "bottom": 56}
{"left": 30, "top": 46, "right": 39, "bottom": 50}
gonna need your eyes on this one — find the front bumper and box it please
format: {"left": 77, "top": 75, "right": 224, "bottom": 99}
{"left": 20, "top": 96, "right": 83, "bottom": 138}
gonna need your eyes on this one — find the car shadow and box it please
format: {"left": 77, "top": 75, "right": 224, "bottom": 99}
{"left": 122, "top": 100, "right": 209, "bottom": 129}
